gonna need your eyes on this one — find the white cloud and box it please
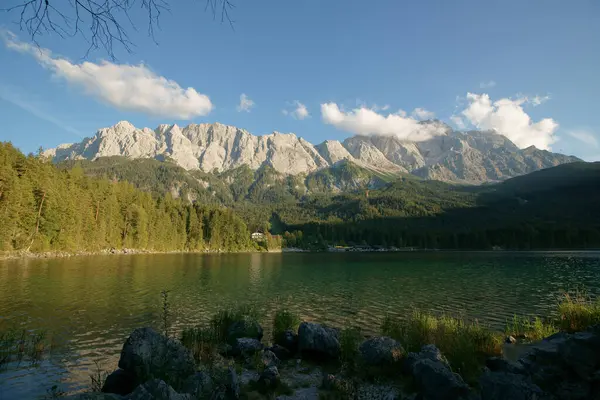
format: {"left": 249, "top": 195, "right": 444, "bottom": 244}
{"left": 283, "top": 101, "right": 310, "bottom": 120}
{"left": 450, "top": 115, "right": 466, "bottom": 129}
{"left": 1, "top": 30, "right": 213, "bottom": 119}
{"left": 236, "top": 93, "right": 254, "bottom": 112}
{"left": 531, "top": 95, "right": 550, "bottom": 106}
{"left": 320, "top": 103, "right": 447, "bottom": 140}
{"left": 567, "top": 130, "right": 598, "bottom": 148}
{"left": 411, "top": 107, "right": 435, "bottom": 120}
{"left": 460, "top": 93, "right": 558, "bottom": 150}
{"left": 479, "top": 80, "right": 496, "bottom": 89}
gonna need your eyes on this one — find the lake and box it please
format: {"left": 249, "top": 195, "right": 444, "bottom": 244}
{"left": 1, "top": 251, "right": 600, "bottom": 398}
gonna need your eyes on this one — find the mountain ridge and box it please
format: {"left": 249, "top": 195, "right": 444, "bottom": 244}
{"left": 44, "top": 120, "right": 580, "bottom": 184}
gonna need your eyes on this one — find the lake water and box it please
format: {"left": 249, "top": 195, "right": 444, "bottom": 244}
{"left": 1, "top": 251, "right": 600, "bottom": 398}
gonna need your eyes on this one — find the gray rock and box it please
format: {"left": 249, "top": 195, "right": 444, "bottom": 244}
{"left": 485, "top": 357, "right": 526, "bottom": 375}
{"left": 259, "top": 349, "right": 280, "bottom": 368}
{"left": 404, "top": 344, "right": 449, "bottom": 374}
{"left": 118, "top": 327, "right": 195, "bottom": 390}
{"left": 227, "top": 366, "right": 240, "bottom": 399}
{"left": 410, "top": 358, "right": 471, "bottom": 400}
{"left": 226, "top": 317, "right": 263, "bottom": 344}
{"left": 298, "top": 322, "right": 340, "bottom": 359}
{"left": 480, "top": 370, "right": 548, "bottom": 400}
{"left": 359, "top": 336, "right": 403, "bottom": 366}
{"left": 232, "top": 337, "right": 263, "bottom": 356}
{"left": 275, "top": 330, "right": 299, "bottom": 353}
{"left": 128, "top": 379, "right": 193, "bottom": 400}
{"left": 505, "top": 335, "right": 517, "bottom": 344}
{"left": 181, "top": 372, "right": 213, "bottom": 398}
{"left": 557, "top": 331, "right": 600, "bottom": 379}
{"left": 269, "top": 344, "right": 292, "bottom": 360}
{"left": 63, "top": 394, "right": 124, "bottom": 400}
{"left": 258, "top": 366, "right": 280, "bottom": 391}
{"left": 101, "top": 368, "right": 135, "bottom": 395}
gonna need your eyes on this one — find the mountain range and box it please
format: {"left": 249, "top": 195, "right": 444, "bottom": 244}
{"left": 44, "top": 120, "right": 580, "bottom": 184}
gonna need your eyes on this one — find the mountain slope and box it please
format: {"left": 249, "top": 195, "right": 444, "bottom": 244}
{"left": 45, "top": 121, "right": 581, "bottom": 184}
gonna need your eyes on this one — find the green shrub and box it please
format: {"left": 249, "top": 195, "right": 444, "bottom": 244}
{"left": 505, "top": 315, "right": 557, "bottom": 341}
{"left": 272, "top": 309, "right": 301, "bottom": 341}
{"left": 339, "top": 327, "right": 362, "bottom": 373}
{"left": 381, "top": 311, "right": 502, "bottom": 384}
{"left": 556, "top": 292, "right": 600, "bottom": 332}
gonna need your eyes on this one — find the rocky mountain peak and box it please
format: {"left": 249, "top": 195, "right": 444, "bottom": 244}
{"left": 44, "top": 121, "right": 581, "bottom": 184}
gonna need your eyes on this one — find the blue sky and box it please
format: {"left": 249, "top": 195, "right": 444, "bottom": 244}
{"left": 0, "top": 0, "right": 599, "bottom": 160}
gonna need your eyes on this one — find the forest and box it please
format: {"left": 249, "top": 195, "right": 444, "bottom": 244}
{"left": 0, "top": 143, "right": 257, "bottom": 253}
{"left": 2, "top": 141, "right": 599, "bottom": 254}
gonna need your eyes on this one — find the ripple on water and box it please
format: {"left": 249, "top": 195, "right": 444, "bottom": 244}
{"left": 0, "top": 251, "right": 599, "bottom": 397}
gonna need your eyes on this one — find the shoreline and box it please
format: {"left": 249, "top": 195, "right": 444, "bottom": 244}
{"left": 2, "top": 246, "right": 599, "bottom": 261}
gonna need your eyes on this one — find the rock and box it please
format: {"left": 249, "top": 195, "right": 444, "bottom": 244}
{"left": 217, "top": 343, "right": 234, "bottom": 357}
{"left": 321, "top": 374, "right": 337, "bottom": 390}
{"left": 63, "top": 394, "right": 124, "bottom": 400}
{"left": 226, "top": 317, "right": 263, "bottom": 344}
{"left": 258, "top": 366, "right": 280, "bottom": 391}
{"left": 484, "top": 357, "right": 525, "bottom": 375}
{"left": 227, "top": 366, "right": 240, "bottom": 399}
{"left": 101, "top": 368, "right": 135, "bottom": 395}
{"left": 359, "top": 336, "right": 403, "bottom": 366}
{"left": 557, "top": 330, "right": 600, "bottom": 379}
{"left": 269, "top": 344, "right": 292, "bottom": 360}
{"left": 480, "top": 370, "right": 548, "bottom": 400}
{"left": 298, "top": 322, "right": 340, "bottom": 359}
{"left": 404, "top": 344, "right": 449, "bottom": 374}
{"left": 275, "top": 330, "right": 299, "bottom": 353}
{"left": 259, "top": 350, "right": 280, "bottom": 368}
{"left": 505, "top": 335, "right": 517, "bottom": 344}
{"left": 410, "top": 358, "right": 472, "bottom": 400}
{"left": 181, "top": 372, "right": 213, "bottom": 398}
{"left": 118, "top": 327, "right": 195, "bottom": 390}
{"left": 128, "top": 379, "right": 193, "bottom": 400}
{"left": 232, "top": 337, "right": 263, "bottom": 356}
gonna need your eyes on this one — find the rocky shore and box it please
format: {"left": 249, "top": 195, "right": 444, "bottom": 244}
{"left": 63, "top": 317, "right": 600, "bottom": 400}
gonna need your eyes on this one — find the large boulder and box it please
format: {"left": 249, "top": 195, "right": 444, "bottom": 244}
{"left": 359, "top": 336, "right": 403, "bottom": 366}
{"left": 226, "top": 317, "right": 263, "bottom": 343}
{"left": 410, "top": 358, "right": 472, "bottom": 400}
{"left": 63, "top": 394, "right": 124, "bottom": 400}
{"left": 268, "top": 344, "right": 291, "bottom": 360}
{"left": 101, "top": 369, "right": 135, "bottom": 395}
{"left": 403, "top": 344, "right": 449, "bottom": 374}
{"left": 480, "top": 370, "right": 548, "bottom": 400}
{"left": 258, "top": 366, "right": 280, "bottom": 391}
{"left": 259, "top": 349, "right": 280, "bottom": 368}
{"left": 181, "top": 372, "right": 214, "bottom": 398}
{"left": 232, "top": 337, "right": 263, "bottom": 357}
{"left": 128, "top": 379, "right": 193, "bottom": 400}
{"left": 118, "top": 327, "right": 195, "bottom": 390}
{"left": 274, "top": 329, "right": 298, "bottom": 353}
{"left": 298, "top": 322, "right": 340, "bottom": 359}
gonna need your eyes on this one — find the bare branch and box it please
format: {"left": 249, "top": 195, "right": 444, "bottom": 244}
{"left": 2, "top": 0, "right": 235, "bottom": 59}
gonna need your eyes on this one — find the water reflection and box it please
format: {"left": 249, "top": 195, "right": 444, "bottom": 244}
{"left": 0, "top": 251, "right": 599, "bottom": 397}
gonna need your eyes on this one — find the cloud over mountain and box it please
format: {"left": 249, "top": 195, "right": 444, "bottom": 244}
{"left": 1, "top": 30, "right": 213, "bottom": 119}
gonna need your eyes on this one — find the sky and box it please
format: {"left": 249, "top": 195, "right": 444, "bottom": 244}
{"left": 0, "top": 0, "right": 599, "bottom": 160}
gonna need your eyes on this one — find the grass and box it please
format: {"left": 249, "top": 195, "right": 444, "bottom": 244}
{"left": 505, "top": 291, "right": 600, "bottom": 341}
{"left": 556, "top": 292, "right": 600, "bottom": 332}
{"left": 89, "top": 360, "right": 109, "bottom": 392}
{"left": 381, "top": 310, "right": 502, "bottom": 384}
{"left": 180, "top": 305, "right": 261, "bottom": 363}
{"left": 272, "top": 309, "right": 301, "bottom": 341}
{"left": 0, "top": 328, "right": 48, "bottom": 369}
{"left": 505, "top": 315, "right": 558, "bottom": 341}
{"left": 339, "top": 327, "right": 362, "bottom": 373}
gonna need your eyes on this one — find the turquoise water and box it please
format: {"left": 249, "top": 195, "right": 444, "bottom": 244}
{"left": 1, "top": 251, "right": 599, "bottom": 398}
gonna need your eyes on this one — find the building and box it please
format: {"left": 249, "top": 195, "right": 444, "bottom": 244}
{"left": 251, "top": 232, "right": 266, "bottom": 241}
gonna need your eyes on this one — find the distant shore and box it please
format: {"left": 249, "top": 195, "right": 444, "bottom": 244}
{"left": 2, "top": 246, "right": 598, "bottom": 261}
